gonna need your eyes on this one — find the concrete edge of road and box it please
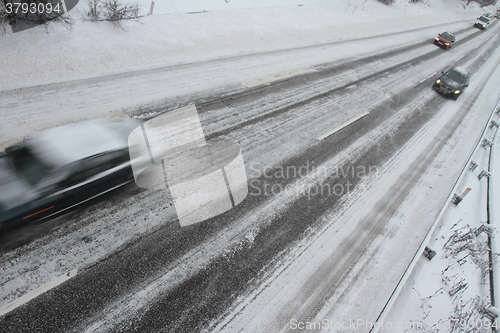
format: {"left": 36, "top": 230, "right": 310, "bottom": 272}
{"left": 369, "top": 96, "right": 500, "bottom": 333}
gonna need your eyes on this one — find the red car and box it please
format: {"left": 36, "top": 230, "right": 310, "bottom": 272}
{"left": 434, "top": 32, "right": 455, "bottom": 49}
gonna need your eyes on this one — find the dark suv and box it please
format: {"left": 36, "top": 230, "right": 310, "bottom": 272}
{"left": 432, "top": 68, "right": 469, "bottom": 100}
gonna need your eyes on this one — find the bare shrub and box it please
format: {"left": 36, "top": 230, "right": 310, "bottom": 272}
{"left": 1, "top": 2, "right": 7, "bottom": 34}
{"left": 103, "top": 0, "right": 138, "bottom": 22}
{"left": 377, "top": 0, "right": 395, "bottom": 4}
{"left": 85, "top": 0, "right": 139, "bottom": 27}
{"left": 86, "top": 0, "right": 102, "bottom": 21}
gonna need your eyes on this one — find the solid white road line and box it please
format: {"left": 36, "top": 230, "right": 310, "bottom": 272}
{"left": 317, "top": 111, "right": 370, "bottom": 141}
{"left": 0, "top": 269, "right": 78, "bottom": 316}
{"left": 243, "top": 67, "right": 316, "bottom": 88}
{"left": 355, "top": 40, "right": 424, "bottom": 60}
{"left": 355, "top": 50, "right": 386, "bottom": 60}
{"left": 419, "top": 71, "right": 437, "bottom": 84}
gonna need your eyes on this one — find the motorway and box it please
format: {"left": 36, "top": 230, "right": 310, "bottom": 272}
{"left": 1, "top": 18, "right": 500, "bottom": 332}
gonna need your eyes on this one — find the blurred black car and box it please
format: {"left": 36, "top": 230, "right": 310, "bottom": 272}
{"left": 432, "top": 68, "right": 469, "bottom": 100}
{"left": 0, "top": 120, "right": 137, "bottom": 233}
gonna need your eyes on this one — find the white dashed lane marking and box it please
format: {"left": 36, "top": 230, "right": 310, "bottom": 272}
{"left": 0, "top": 269, "right": 78, "bottom": 316}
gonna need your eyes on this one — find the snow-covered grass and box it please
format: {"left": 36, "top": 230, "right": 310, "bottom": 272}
{"left": 0, "top": 0, "right": 484, "bottom": 90}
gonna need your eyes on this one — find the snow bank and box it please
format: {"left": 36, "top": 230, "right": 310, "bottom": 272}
{"left": 0, "top": 0, "right": 483, "bottom": 90}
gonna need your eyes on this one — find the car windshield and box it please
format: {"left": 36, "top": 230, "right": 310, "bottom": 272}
{"left": 439, "top": 33, "right": 453, "bottom": 40}
{"left": 479, "top": 16, "right": 489, "bottom": 22}
{"left": 10, "top": 146, "right": 51, "bottom": 186}
{"left": 444, "top": 70, "right": 467, "bottom": 84}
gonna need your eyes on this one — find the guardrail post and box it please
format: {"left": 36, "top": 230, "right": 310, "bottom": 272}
{"left": 423, "top": 246, "right": 436, "bottom": 260}
{"left": 483, "top": 138, "right": 494, "bottom": 148}
{"left": 148, "top": 1, "right": 154, "bottom": 15}
{"left": 470, "top": 160, "right": 479, "bottom": 171}
{"left": 479, "top": 170, "right": 491, "bottom": 180}
{"left": 475, "top": 223, "right": 495, "bottom": 236}
{"left": 452, "top": 187, "right": 471, "bottom": 205}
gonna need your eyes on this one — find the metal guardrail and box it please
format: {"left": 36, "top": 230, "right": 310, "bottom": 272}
{"left": 487, "top": 104, "right": 500, "bottom": 325}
